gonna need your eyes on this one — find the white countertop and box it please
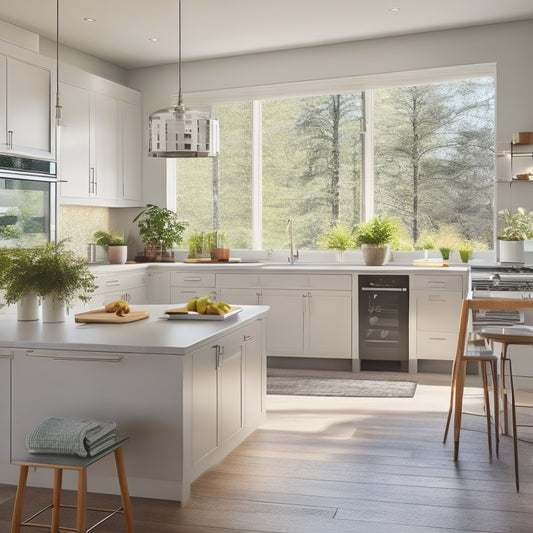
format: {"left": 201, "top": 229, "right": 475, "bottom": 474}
{"left": 0, "top": 304, "right": 269, "bottom": 355}
{"left": 89, "top": 261, "right": 469, "bottom": 274}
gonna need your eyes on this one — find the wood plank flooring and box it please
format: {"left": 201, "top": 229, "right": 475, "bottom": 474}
{"left": 2, "top": 369, "right": 533, "bottom": 532}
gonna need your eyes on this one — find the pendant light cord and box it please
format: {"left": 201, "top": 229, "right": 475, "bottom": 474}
{"left": 177, "top": 0, "right": 183, "bottom": 108}
{"left": 55, "top": 0, "right": 61, "bottom": 122}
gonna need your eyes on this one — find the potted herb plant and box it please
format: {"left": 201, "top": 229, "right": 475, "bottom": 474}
{"left": 93, "top": 230, "right": 127, "bottom": 264}
{"left": 317, "top": 224, "right": 355, "bottom": 262}
{"left": 497, "top": 207, "right": 533, "bottom": 263}
{"left": 354, "top": 215, "right": 398, "bottom": 266}
{"left": 133, "top": 204, "right": 187, "bottom": 262}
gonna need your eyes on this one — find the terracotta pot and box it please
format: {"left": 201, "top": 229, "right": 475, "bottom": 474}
{"left": 210, "top": 248, "right": 230, "bottom": 262}
{"left": 361, "top": 244, "right": 389, "bottom": 266}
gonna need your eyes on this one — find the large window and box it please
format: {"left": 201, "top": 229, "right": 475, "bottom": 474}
{"left": 175, "top": 75, "right": 494, "bottom": 251}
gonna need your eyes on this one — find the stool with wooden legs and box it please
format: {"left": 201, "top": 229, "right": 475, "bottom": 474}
{"left": 477, "top": 329, "right": 533, "bottom": 492}
{"left": 444, "top": 298, "right": 533, "bottom": 460}
{"left": 10, "top": 436, "right": 134, "bottom": 533}
{"left": 443, "top": 346, "right": 499, "bottom": 461}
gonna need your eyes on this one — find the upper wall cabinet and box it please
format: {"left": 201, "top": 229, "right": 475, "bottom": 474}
{"left": 0, "top": 43, "right": 54, "bottom": 160}
{"left": 58, "top": 65, "right": 142, "bottom": 207}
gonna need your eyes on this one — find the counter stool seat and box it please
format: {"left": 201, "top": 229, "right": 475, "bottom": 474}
{"left": 10, "top": 436, "right": 134, "bottom": 533}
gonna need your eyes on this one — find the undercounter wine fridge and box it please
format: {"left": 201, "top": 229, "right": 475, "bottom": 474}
{"left": 358, "top": 274, "right": 409, "bottom": 371}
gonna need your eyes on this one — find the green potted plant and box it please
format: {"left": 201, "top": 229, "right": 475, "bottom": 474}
{"left": 33, "top": 241, "right": 96, "bottom": 322}
{"left": 497, "top": 207, "right": 533, "bottom": 263}
{"left": 0, "top": 247, "right": 41, "bottom": 320}
{"left": 133, "top": 204, "right": 187, "bottom": 262}
{"left": 354, "top": 215, "right": 398, "bottom": 266}
{"left": 317, "top": 224, "right": 355, "bottom": 262}
{"left": 93, "top": 230, "right": 127, "bottom": 264}
{"left": 208, "top": 231, "right": 230, "bottom": 261}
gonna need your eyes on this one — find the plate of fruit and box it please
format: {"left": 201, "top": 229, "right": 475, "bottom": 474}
{"left": 165, "top": 296, "right": 241, "bottom": 320}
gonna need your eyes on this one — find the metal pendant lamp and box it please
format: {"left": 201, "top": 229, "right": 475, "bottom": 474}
{"left": 148, "top": 0, "right": 219, "bottom": 158}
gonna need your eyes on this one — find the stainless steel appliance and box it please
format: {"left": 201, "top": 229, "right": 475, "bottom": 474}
{"left": 470, "top": 264, "right": 533, "bottom": 326}
{"left": 358, "top": 275, "right": 409, "bottom": 371}
{"left": 0, "top": 155, "right": 56, "bottom": 247}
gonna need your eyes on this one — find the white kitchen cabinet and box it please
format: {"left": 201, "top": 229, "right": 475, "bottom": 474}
{"left": 191, "top": 321, "right": 263, "bottom": 478}
{"left": 0, "top": 350, "right": 11, "bottom": 472}
{"left": 147, "top": 270, "right": 171, "bottom": 304}
{"left": 412, "top": 274, "right": 465, "bottom": 361}
{"left": 81, "top": 269, "right": 147, "bottom": 312}
{"left": 59, "top": 82, "right": 118, "bottom": 204}
{"left": 0, "top": 52, "right": 53, "bottom": 159}
{"left": 58, "top": 66, "right": 142, "bottom": 207}
{"left": 217, "top": 273, "right": 261, "bottom": 305}
{"left": 120, "top": 100, "right": 142, "bottom": 204}
{"left": 170, "top": 271, "right": 216, "bottom": 304}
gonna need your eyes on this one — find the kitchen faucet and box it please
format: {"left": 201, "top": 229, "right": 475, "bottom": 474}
{"left": 287, "top": 219, "right": 299, "bottom": 265}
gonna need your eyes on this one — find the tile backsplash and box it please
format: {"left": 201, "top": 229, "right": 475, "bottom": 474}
{"left": 59, "top": 206, "right": 110, "bottom": 259}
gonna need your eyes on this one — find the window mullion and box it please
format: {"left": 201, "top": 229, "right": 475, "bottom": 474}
{"left": 361, "top": 90, "right": 374, "bottom": 221}
{"left": 252, "top": 100, "right": 262, "bottom": 249}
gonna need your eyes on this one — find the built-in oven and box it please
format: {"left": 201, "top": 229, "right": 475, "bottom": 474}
{"left": 358, "top": 275, "right": 409, "bottom": 372}
{"left": 0, "top": 155, "right": 56, "bottom": 247}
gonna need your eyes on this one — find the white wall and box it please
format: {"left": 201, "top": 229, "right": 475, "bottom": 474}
{"left": 127, "top": 19, "right": 533, "bottom": 214}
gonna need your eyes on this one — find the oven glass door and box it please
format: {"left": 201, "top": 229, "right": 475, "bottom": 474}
{"left": 0, "top": 177, "right": 56, "bottom": 247}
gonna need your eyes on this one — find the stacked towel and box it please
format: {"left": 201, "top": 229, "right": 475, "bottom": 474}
{"left": 26, "top": 417, "right": 117, "bottom": 457}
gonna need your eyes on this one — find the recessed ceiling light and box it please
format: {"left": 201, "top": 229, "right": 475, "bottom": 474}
{"left": 148, "top": 37, "right": 159, "bottom": 42}
{"left": 389, "top": 7, "right": 400, "bottom": 13}
{"left": 83, "top": 17, "right": 96, "bottom": 23}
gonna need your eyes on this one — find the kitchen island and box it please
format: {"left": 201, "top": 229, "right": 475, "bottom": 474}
{"left": 0, "top": 304, "right": 269, "bottom": 503}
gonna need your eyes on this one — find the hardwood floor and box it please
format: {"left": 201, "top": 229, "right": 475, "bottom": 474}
{"left": 2, "top": 369, "right": 533, "bottom": 532}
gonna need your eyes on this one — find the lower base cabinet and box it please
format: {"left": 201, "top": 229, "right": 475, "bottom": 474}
{"left": 0, "top": 351, "right": 11, "bottom": 472}
{"left": 8, "top": 318, "right": 266, "bottom": 503}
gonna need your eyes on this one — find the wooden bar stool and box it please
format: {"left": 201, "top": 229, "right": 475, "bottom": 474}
{"left": 10, "top": 436, "right": 134, "bottom": 533}
{"left": 477, "top": 327, "right": 533, "bottom": 492}
{"left": 443, "top": 344, "right": 499, "bottom": 461}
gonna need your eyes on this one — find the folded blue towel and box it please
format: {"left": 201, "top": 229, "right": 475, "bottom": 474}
{"left": 26, "top": 417, "right": 117, "bottom": 457}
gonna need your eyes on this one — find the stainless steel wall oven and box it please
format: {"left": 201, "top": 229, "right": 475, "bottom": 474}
{"left": 358, "top": 274, "right": 409, "bottom": 371}
{"left": 0, "top": 155, "right": 56, "bottom": 247}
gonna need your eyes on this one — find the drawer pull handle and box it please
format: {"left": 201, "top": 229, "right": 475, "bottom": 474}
{"left": 243, "top": 335, "right": 254, "bottom": 341}
{"left": 26, "top": 349, "right": 123, "bottom": 362}
{"left": 429, "top": 337, "right": 447, "bottom": 341}
{"left": 183, "top": 277, "right": 202, "bottom": 282}
{"left": 0, "top": 352, "right": 13, "bottom": 359}
{"left": 106, "top": 280, "right": 120, "bottom": 287}
{"left": 429, "top": 295, "right": 448, "bottom": 301}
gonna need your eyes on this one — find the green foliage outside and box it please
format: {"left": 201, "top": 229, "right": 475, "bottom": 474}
{"left": 174, "top": 77, "right": 495, "bottom": 251}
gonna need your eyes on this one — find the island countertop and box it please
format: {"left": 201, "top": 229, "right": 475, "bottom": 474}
{"left": 0, "top": 304, "right": 270, "bottom": 355}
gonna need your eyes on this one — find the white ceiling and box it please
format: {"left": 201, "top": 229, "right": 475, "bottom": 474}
{"left": 1, "top": 0, "right": 533, "bottom": 70}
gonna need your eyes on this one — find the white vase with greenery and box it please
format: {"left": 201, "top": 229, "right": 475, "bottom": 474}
{"left": 16, "top": 292, "right": 40, "bottom": 321}
{"left": 497, "top": 207, "right": 533, "bottom": 263}
{"left": 41, "top": 292, "right": 65, "bottom": 323}
{"left": 354, "top": 215, "right": 398, "bottom": 266}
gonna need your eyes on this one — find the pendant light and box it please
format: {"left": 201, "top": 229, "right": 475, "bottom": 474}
{"left": 148, "top": 0, "right": 219, "bottom": 158}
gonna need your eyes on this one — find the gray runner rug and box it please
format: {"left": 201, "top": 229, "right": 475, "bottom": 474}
{"left": 267, "top": 375, "right": 417, "bottom": 398}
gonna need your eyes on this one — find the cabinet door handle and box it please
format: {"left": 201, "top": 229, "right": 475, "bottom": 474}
{"left": 7, "top": 130, "right": 13, "bottom": 149}
{"left": 26, "top": 349, "right": 123, "bottom": 363}
{"left": 429, "top": 295, "right": 448, "bottom": 302}
{"left": 214, "top": 345, "right": 224, "bottom": 368}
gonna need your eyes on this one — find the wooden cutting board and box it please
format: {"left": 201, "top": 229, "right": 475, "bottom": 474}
{"left": 74, "top": 308, "right": 150, "bottom": 323}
